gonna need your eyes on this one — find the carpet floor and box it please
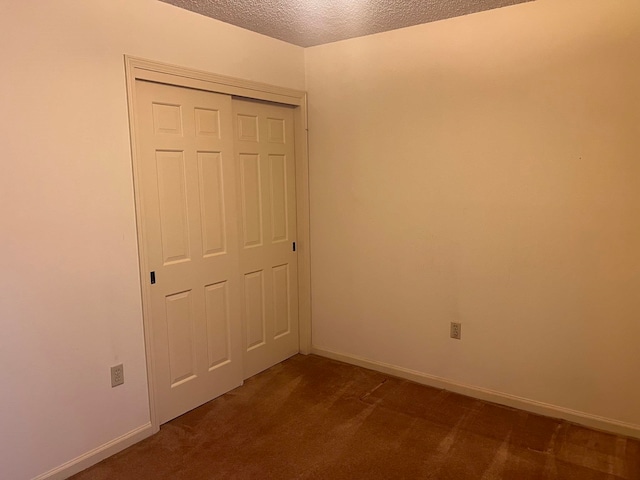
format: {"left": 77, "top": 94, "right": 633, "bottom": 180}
{"left": 71, "top": 354, "right": 640, "bottom": 479}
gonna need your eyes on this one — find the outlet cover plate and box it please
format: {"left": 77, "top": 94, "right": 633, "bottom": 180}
{"left": 111, "top": 364, "right": 124, "bottom": 387}
{"left": 450, "top": 322, "right": 461, "bottom": 340}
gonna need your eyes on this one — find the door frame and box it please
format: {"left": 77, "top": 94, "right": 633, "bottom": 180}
{"left": 124, "top": 55, "right": 312, "bottom": 431}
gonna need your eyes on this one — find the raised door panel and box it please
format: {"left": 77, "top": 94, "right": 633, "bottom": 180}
{"left": 198, "top": 152, "right": 227, "bottom": 257}
{"left": 269, "top": 154, "right": 288, "bottom": 243}
{"left": 153, "top": 103, "right": 183, "bottom": 135}
{"left": 272, "top": 264, "right": 291, "bottom": 338}
{"left": 194, "top": 108, "right": 220, "bottom": 137}
{"left": 244, "top": 270, "right": 266, "bottom": 350}
{"left": 156, "top": 151, "right": 191, "bottom": 265}
{"left": 204, "top": 281, "right": 231, "bottom": 369}
{"left": 165, "top": 290, "right": 196, "bottom": 386}
{"left": 240, "top": 153, "right": 263, "bottom": 248}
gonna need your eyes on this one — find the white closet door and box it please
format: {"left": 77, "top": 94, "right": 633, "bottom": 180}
{"left": 135, "top": 80, "right": 242, "bottom": 424}
{"left": 233, "top": 98, "right": 299, "bottom": 379}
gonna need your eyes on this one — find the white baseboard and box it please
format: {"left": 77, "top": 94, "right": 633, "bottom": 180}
{"left": 32, "top": 422, "right": 156, "bottom": 480}
{"left": 312, "top": 346, "right": 640, "bottom": 440}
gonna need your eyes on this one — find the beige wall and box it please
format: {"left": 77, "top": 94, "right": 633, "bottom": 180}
{"left": 306, "top": 0, "right": 640, "bottom": 429}
{"left": 0, "top": 1, "right": 304, "bottom": 479}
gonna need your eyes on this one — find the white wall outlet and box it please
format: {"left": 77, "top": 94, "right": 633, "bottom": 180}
{"left": 450, "top": 322, "right": 461, "bottom": 340}
{"left": 111, "top": 364, "right": 124, "bottom": 387}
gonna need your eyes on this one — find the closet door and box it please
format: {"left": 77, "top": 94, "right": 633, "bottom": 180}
{"left": 135, "top": 80, "right": 242, "bottom": 423}
{"left": 233, "top": 98, "right": 299, "bottom": 379}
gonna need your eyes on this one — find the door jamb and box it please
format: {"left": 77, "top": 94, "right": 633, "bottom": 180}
{"left": 124, "top": 55, "right": 312, "bottom": 431}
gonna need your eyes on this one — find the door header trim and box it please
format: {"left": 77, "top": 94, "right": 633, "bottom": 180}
{"left": 126, "top": 56, "right": 306, "bottom": 115}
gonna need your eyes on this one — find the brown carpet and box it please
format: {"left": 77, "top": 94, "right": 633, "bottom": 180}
{"left": 72, "top": 355, "right": 640, "bottom": 479}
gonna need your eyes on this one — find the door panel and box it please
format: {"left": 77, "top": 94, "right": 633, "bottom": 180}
{"left": 204, "top": 281, "right": 231, "bottom": 369}
{"left": 272, "top": 264, "right": 291, "bottom": 338}
{"left": 165, "top": 290, "right": 196, "bottom": 386}
{"left": 239, "top": 153, "right": 264, "bottom": 247}
{"left": 233, "top": 99, "right": 299, "bottom": 379}
{"left": 198, "top": 152, "right": 227, "bottom": 257}
{"left": 155, "top": 150, "right": 190, "bottom": 264}
{"left": 135, "top": 80, "right": 242, "bottom": 424}
{"left": 269, "top": 155, "right": 289, "bottom": 242}
{"left": 244, "top": 270, "right": 266, "bottom": 350}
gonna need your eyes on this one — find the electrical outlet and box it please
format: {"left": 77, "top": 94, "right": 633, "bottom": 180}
{"left": 111, "top": 364, "right": 124, "bottom": 388}
{"left": 450, "top": 322, "right": 461, "bottom": 340}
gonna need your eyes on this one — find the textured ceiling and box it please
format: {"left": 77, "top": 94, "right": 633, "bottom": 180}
{"left": 160, "top": 0, "right": 535, "bottom": 47}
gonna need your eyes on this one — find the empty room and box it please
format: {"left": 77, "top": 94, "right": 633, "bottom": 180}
{"left": 1, "top": 0, "right": 639, "bottom": 479}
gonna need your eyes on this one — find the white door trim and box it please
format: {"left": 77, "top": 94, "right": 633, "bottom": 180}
{"left": 124, "top": 56, "right": 312, "bottom": 431}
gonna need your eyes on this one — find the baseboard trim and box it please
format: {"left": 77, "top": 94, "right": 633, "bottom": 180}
{"left": 32, "top": 422, "right": 156, "bottom": 480}
{"left": 311, "top": 346, "right": 640, "bottom": 440}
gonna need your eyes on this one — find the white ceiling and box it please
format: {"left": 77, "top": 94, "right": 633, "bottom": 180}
{"left": 160, "top": 0, "right": 535, "bottom": 47}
